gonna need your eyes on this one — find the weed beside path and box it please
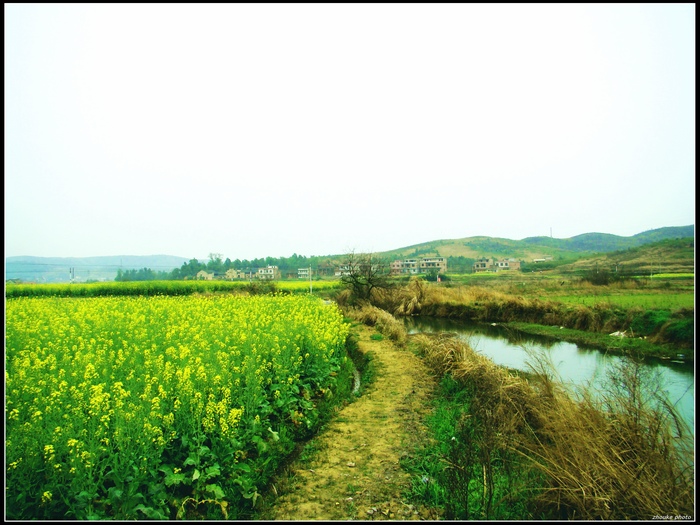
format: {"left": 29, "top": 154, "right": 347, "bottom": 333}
{"left": 262, "top": 324, "right": 440, "bottom": 520}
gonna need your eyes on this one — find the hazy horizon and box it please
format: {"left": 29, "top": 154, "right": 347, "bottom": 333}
{"left": 6, "top": 223, "right": 693, "bottom": 261}
{"left": 5, "top": 4, "right": 695, "bottom": 261}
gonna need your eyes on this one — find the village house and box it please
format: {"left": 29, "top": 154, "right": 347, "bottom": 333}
{"left": 316, "top": 263, "right": 336, "bottom": 277}
{"left": 473, "top": 258, "right": 522, "bottom": 272}
{"left": 391, "top": 257, "right": 447, "bottom": 275}
{"left": 335, "top": 263, "right": 382, "bottom": 277}
{"left": 472, "top": 258, "right": 494, "bottom": 273}
{"left": 335, "top": 265, "right": 352, "bottom": 277}
{"left": 420, "top": 257, "right": 447, "bottom": 273}
{"left": 225, "top": 268, "right": 247, "bottom": 280}
{"left": 390, "top": 259, "right": 419, "bottom": 274}
{"left": 495, "top": 258, "right": 521, "bottom": 271}
{"left": 257, "top": 265, "right": 280, "bottom": 280}
{"left": 196, "top": 270, "right": 215, "bottom": 280}
{"left": 298, "top": 267, "right": 311, "bottom": 279}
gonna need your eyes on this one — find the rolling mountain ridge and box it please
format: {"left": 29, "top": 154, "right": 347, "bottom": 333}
{"left": 5, "top": 226, "right": 694, "bottom": 282}
{"left": 381, "top": 225, "right": 694, "bottom": 261}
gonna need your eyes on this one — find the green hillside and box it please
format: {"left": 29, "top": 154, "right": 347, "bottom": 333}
{"left": 6, "top": 226, "right": 693, "bottom": 282}
{"left": 556, "top": 237, "right": 695, "bottom": 276}
{"left": 378, "top": 225, "right": 694, "bottom": 263}
{"left": 521, "top": 226, "right": 695, "bottom": 252}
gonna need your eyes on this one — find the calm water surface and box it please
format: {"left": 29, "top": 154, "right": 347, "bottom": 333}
{"left": 405, "top": 316, "right": 695, "bottom": 433}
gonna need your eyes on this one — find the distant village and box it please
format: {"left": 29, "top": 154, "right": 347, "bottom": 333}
{"left": 471, "top": 256, "right": 552, "bottom": 273}
{"left": 194, "top": 255, "right": 554, "bottom": 281}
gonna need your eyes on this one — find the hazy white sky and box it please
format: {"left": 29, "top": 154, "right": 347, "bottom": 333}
{"left": 5, "top": 3, "right": 695, "bottom": 260}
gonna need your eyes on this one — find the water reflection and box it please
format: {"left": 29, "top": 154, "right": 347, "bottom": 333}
{"left": 404, "top": 316, "right": 695, "bottom": 433}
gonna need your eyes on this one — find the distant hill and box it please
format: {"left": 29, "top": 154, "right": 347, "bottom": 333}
{"left": 5, "top": 226, "right": 693, "bottom": 282}
{"left": 378, "top": 225, "right": 694, "bottom": 262}
{"left": 5, "top": 255, "right": 190, "bottom": 283}
{"left": 555, "top": 237, "right": 695, "bottom": 276}
{"left": 520, "top": 226, "right": 696, "bottom": 253}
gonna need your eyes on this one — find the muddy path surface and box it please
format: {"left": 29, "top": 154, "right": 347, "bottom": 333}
{"left": 261, "top": 324, "right": 440, "bottom": 521}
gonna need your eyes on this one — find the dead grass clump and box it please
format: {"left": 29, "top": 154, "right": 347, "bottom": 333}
{"left": 419, "top": 285, "right": 501, "bottom": 308}
{"left": 371, "top": 277, "right": 428, "bottom": 317}
{"left": 518, "top": 361, "right": 695, "bottom": 519}
{"left": 418, "top": 285, "right": 571, "bottom": 328}
{"left": 332, "top": 288, "right": 353, "bottom": 307}
{"left": 348, "top": 305, "right": 408, "bottom": 346}
{"left": 562, "top": 303, "right": 600, "bottom": 331}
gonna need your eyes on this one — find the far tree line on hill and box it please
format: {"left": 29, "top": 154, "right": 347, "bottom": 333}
{"left": 116, "top": 253, "right": 330, "bottom": 281}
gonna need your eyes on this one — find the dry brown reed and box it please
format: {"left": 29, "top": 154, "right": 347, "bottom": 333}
{"left": 388, "top": 282, "right": 632, "bottom": 335}
{"left": 412, "top": 332, "right": 695, "bottom": 520}
{"left": 346, "top": 304, "right": 408, "bottom": 346}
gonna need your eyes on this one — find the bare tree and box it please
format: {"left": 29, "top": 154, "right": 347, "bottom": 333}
{"left": 340, "top": 250, "right": 391, "bottom": 303}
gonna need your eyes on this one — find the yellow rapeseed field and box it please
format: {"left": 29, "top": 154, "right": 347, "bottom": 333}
{"left": 6, "top": 294, "right": 350, "bottom": 519}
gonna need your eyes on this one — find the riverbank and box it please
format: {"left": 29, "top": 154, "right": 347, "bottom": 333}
{"left": 406, "top": 330, "right": 695, "bottom": 520}
{"left": 364, "top": 278, "right": 693, "bottom": 362}
{"left": 259, "top": 301, "right": 694, "bottom": 520}
{"left": 502, "top": 321, "right": 693, "bottom": 364}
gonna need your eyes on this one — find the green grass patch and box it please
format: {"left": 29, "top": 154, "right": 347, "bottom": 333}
{"left": 542, "top": 293, "right": 695, "bottom": 310}
{"left": 5, "top": 279, "right": 343, "bottom": 298}
{"left": 276, "top": 280, "right": 343, "bottom": 291}
{"left": 402, "top": 375, "right": 547, "bottom": 520}
{"left": 505, "top": 322, "right": 691, "bottom": 361}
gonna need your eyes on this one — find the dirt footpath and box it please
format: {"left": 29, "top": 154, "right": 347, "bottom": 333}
{"left": 263, "top": 324, "right": 440, "bottom": 520}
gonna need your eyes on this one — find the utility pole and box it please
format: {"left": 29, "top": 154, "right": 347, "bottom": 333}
{"left": 309, "top": 266, "right": 313, "bottom": 294}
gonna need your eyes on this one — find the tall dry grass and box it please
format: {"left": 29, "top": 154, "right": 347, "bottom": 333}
{"left": 412, "top": 332, "right": 695, "bottom": 520}
{"left": 345, "top": 304, "right": 408, "bottom": 346}
{"left": 384, "top": 282, "right": 636, "bottom": 336}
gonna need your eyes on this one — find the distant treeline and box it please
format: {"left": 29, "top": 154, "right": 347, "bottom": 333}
{"left": 116, "top": 254, "right": 329, "bottom": 281}
{"left": 113, "top": 237, "right": 694, "bottom": 282}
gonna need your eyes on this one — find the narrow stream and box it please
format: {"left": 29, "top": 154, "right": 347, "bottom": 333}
{"left": 404, "top": 316, "right": 695, "bottom": 433}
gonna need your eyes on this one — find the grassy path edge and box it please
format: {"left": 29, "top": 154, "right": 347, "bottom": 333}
{"left": 258, "top": 323, "right": 440, "bottom": 520}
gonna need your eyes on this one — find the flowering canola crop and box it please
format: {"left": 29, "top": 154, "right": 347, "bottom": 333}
{"left": 6, "top": 294, "right": 350, "bottom": 519}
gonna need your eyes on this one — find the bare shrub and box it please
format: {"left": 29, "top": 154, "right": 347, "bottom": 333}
{"left": 369, "top": 276, "right": 428, "bottom": 317}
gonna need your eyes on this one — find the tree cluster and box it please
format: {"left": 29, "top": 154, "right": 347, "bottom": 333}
{"left": 116, "top": 253, "right": 332, "bottom": 281}
{"left": 339, "top": 251, "right": 391, "bottom": 303}
{"left": 115, "top": 268, "right": 170, "bottom": 281}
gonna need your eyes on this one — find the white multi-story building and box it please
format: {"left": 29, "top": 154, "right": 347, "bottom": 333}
{"left": 257, "top": 265, "right": 280, "bottom": 280}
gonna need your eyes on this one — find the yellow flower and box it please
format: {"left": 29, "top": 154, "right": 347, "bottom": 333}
{"left": 43, "top": 444, "right": 55, "bottom": 462}
{"left": 41, "top": 491, "right": 52, "bottom": 504}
